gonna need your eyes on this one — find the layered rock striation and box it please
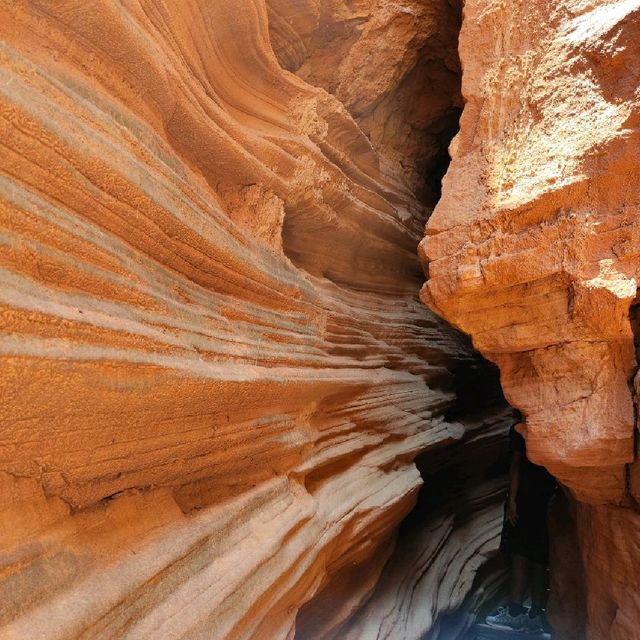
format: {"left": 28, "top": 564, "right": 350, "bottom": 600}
{"left": 296, "top": 357, "right": 510, "bottom": 640}
{"left": 330, "top": 409, "right": 511, "bottom": 640}
{"left": 0, "top": 1, "right": 504, "bottom": 639}
{"left": 421, "top": 1, "right": 640, "bottom": 637}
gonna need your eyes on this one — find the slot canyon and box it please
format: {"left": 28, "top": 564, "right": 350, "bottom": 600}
{"left": 0, "top": 1, "right": 638, "bottom": 639}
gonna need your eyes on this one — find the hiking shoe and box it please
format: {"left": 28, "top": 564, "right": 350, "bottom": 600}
{"left": 485, "top": 606, "right": 528, "bottom": 631}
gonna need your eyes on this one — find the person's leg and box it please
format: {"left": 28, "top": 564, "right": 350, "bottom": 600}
{"left": 523, "top": 561, "right": 549, "bottom": 632}
{"left": 530, "top": 561, "right": 548, "bottom": 612}
{"left": 486, "top": 552, "right": 530, "bottom": 629}
{"left": 486, "top": 512, "right": 530, "bottom": 629}
{"left": 508, "top": 554, "right": 529, "bottom": 615}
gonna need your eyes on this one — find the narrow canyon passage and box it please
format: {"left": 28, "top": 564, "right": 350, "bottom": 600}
{"left": 317, "top": 354, "right": 513, "bottom": 640}
{"left": 1, "top": 1, "right": 639, "bottom": 640}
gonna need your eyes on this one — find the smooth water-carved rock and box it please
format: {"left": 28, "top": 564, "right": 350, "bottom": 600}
{"left": 0, "top": 1, "right": 503, "bottom": 639}
{"left": 333, "top": 409, "right": 511, "bottom": 640}
{"left": 421, "top": 1, "right": 640, "bottom": 637}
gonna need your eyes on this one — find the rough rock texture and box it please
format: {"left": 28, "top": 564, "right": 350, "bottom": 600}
{"left": 0, "top": 1, "right": 504, "bottom": 639}
{"left": 267, "top": 0, "right": 463, "bottom": 205}
{"left": 420, "top": 1, "right": 640, "bottom": 638}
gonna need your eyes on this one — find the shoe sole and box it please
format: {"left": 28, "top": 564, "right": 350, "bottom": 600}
{"left": 485, "top": 621, "right": 527, "bottom": 632}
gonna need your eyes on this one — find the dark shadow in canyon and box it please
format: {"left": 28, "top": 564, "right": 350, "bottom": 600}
{"left": 410, "top": 348, "right": 512, "bottom": 639}
{"left": 421, "top": 105, "right": 463, "bottom": 208}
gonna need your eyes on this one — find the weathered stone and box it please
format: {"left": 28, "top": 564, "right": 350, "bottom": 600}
{"left": 421, "top": 1, "right": 640, "bottom": 637}
{"left": 0, "top": 1, "right": 500, "bottom": 639}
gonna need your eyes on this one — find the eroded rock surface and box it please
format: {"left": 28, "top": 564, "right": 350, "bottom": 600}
{"left": 268, "top": 0, "right": 463, "bottom": 205}
{"left": 334, "top": 409, "right": 511, "bottom": 640}
{"left": 421, "top": 1, "right": 640, "bottom": 637}
{"left": 0, "top": 1, "right": 501, "bottom": 639}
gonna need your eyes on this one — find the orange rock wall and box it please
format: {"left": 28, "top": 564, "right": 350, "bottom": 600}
{"left": 0, "top": 1, "right": 493, "bottom": 639}
{"left": 421, "top": 1, "right": 640, "bottom": 637}
{"left": 268, "top": 0, "right": 463, "bottom": 203}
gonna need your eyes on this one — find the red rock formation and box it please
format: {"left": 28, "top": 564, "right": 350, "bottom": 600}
{"left": 0, "top": 1, "right": 502, "bottom": 639}
{"left": 421, "top": 0, "right": 640, "bottom": 637}
{"left": 268, "top": 0, "right": 463, "bottom": 204}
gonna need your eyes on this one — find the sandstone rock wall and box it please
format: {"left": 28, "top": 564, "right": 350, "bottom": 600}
{"left": 268, "top": 0, "right": 463, "bottom": 205}
{"left": 421, "top": 1, "right": 640, "bottom": 637}
{"left": 0, "top": 2, "right": 500, "bottom": 639}
{"left": 335, "top": 409, "right": 511, "bottom": 640}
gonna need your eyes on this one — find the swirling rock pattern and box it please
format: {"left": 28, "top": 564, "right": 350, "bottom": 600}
{"left": 327, "top": 409, "right": 511, "bottom": 640}
{"left": 0, "top": 1, "right": 500, "bottom": 639}
{"left": 421, "top": 0, "right": 640, "bottom": 637}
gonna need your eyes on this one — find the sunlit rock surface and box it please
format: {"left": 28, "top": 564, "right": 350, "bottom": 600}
{"left": 0, "top": 1, "right": 504, "bottom": 639}
{"left": 421, "top": 1, "right": 640, "bottom": 637}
